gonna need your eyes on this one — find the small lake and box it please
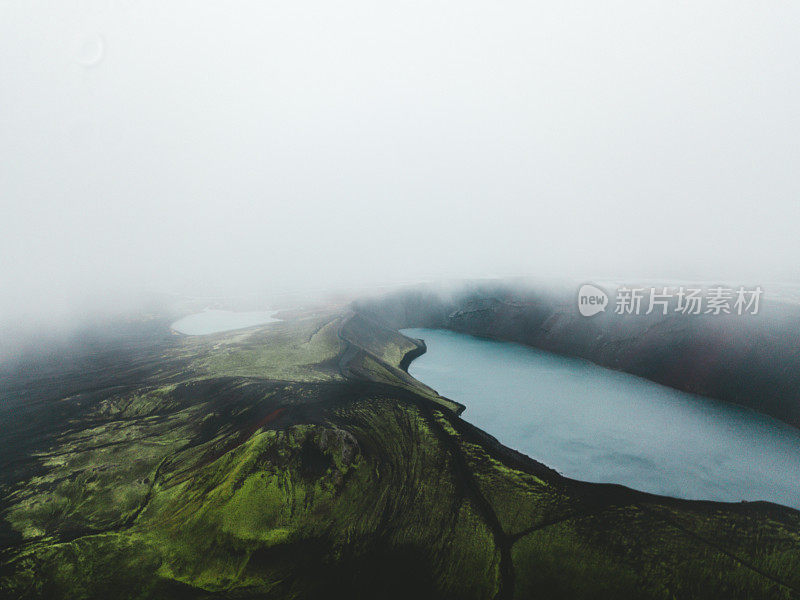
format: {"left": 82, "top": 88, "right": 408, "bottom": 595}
{"left": 171, "top": 309, "right": 279, "bottom": 335}
{"left": 402, "top": 328, "right": 800, "bottom": 509}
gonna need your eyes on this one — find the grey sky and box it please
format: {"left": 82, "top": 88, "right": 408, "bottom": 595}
{"left": 2, "top": 2, "right": 799, "bottom": 322}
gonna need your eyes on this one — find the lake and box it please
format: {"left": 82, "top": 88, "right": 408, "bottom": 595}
{"left": 171, "top": 309, "right": 279, "bottom": 335}
{"left": 402, "top": 327, "right": 800, "bottom": 509}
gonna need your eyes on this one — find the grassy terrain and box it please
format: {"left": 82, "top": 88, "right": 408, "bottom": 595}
{"left": 1, "top": 306, "right": 799, "bottom": 599}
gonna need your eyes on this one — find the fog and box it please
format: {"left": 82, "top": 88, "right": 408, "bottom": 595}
{"left": 2, "top": 2, "right": 800, "bottom": 327}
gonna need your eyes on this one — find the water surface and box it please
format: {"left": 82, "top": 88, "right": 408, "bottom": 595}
{"left": 172, "top": 309, "right": 279, "bottom": 335}
{"left": 403, "top": 328, "right": 800, "bottom": 509}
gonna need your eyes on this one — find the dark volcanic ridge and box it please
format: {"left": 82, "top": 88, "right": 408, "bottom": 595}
{"left": 0, "top": 289, "right": 799, "bottom": 600}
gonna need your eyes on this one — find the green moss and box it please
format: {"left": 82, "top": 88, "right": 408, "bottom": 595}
{"left": 4, "top": 310, "right": 800, "bottom": 599}
{"left": 192, "top": 315, "right": 344, "bottom": 382}
{"left": 513, "top": 519, "right": 646, "bottom": 600}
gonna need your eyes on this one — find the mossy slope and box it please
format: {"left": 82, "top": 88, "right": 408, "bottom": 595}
{"left": 1, "top": 308, "right": 799, "bottom": 599}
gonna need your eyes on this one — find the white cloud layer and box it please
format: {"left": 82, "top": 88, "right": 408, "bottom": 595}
{"left": 2, "top": 1, "right": 799, "bottom": 322}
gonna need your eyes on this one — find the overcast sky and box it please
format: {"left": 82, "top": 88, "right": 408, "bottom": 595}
{"left": 2, "top": 2, "right": 799, "bottom": 322}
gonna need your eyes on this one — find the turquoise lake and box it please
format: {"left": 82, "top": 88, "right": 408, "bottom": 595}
{"left": 402, "top": 328, "right": 800, "bottom": 509}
